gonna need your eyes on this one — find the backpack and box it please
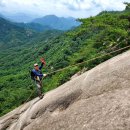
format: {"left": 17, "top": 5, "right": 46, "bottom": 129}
{"left": 30, "top": 70, "right": 35, "bottom": 80}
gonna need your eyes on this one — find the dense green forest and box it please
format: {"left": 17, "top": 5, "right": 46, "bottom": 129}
{"left": 0, "top": 17, "right": 38, "bottom": 49}
{"left": 0, "top": 3, "right": 130, "bottom": 116}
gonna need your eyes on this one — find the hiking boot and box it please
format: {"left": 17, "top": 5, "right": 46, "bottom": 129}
{"left": 39, "top": 94, "right": 44, "bottom": 99}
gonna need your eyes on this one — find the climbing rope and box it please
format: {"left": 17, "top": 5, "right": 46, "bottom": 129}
{"left": 22, "top": 44, "right": 130, "bottom": 104}
{"left": 46, "top": 45, "right": 130, "bottom": 75}
{"left": 15, "top": 44, "right": 130, "bottom": 118}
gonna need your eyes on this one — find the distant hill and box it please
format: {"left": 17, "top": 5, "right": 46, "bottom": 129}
{"left": 15, "top": 22, "right": 55, "bottom": 32}
{"left": 32, "top": 15, "right": 81, "bottom": 31}
{"left": 0, "top": 14, "right": 5, "bottom": 18}
{"left": 0, "top": 17, "right": 38, "bottom": 49}
{"left": 0, "top": 14, "right": 80, "bottom": 31}
{"left": 0, "top": 17, "right": 63, "bottom": 49}
{"left": 9, "top": 15, "right": 81, "bottom": 32}
{"left": 5, "top": 13, "right": 37, "bottom": 23}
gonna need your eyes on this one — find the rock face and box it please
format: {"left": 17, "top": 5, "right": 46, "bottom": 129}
{"left": 1, "top": 50, "right": 130, "bottom": 130}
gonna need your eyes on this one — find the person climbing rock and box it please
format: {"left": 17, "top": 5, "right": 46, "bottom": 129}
{"left": 31, "top": 58, "right": 47, "bottom": 99}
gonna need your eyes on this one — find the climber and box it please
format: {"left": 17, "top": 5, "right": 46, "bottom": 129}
{"left": 31, "top": 58, "right": 47, "bottom": 99}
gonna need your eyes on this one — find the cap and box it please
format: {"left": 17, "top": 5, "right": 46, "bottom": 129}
{"left": 34, "top": 63, "right": 38, "bottom": 67}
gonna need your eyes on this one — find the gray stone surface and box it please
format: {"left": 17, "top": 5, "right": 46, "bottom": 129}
{"left": 1, "top": 50, "right": 130, "bottom": 130}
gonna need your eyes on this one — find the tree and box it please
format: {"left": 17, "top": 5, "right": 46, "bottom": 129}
{"left": 124, "top": 2, "right": 130, "bottom": 10}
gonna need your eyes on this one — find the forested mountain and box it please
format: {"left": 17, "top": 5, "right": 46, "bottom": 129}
{"left": 0, "top": 17, "right": 63, "bottom": 49}
{"left": 0, "top": 14, "right": 6, "bottom": 19}
{"left": 0, "top": 14, "right": 81, "bottom": 31}
{"left": 0, "top": 17, "right": 37, "bottom": 49}
{"left": 32, "top": 15, "right": 81, "bottom": 30}
{"left": 0, "top": 3, "right": 130, "bottom": 116}
{"left": 16, "top": 22, "right": 53, "bottom": 32}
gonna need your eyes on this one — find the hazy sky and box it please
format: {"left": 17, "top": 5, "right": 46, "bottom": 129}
{"left": 0, "top": 0, "right": 130, "bottom": 18}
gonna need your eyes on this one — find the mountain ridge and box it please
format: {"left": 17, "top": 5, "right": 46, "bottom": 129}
{"left": 32, "top": 15, "right": 81, "bottom": 30}
{"left": 0, "top": 14, "right": 81, "bottom": 31}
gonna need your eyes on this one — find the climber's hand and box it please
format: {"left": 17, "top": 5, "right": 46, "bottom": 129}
{"left": 40, "top": 58, "right": 46, "bottom": 65}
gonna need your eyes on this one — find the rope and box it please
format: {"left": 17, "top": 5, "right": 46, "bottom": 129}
{"left": 30, "top": 39, "right": 125, "bottom": 64}
{"left": 24, "top": 87, "right": 36, "bottom": 103}
{"left": 14, "top": 44, "right": 130, "bottom": 118}
{"left": 22, "top": 44, "right": 130, "bottom": 104}
{"left": 46, "top": 45, "right": 130, "bottom": 75}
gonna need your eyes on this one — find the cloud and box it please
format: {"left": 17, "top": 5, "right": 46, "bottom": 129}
{"left": 0, "top": 0, "right": 6, "bottom": 7}
{"left": 0, "top": 0, "right": 130, "bottom": 18}
{"left": 63, "top": 0, "right": 130, "bottom": 11}
{"left": 62, "top": 0, "right": 130, "bottom": 17}
{"left": 62, "top": 0, "right": 92, "bottom": 11}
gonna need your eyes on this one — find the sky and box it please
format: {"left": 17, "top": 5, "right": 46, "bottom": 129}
{"left": 0, "top": 0, "right": 130, "bottom": 18}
